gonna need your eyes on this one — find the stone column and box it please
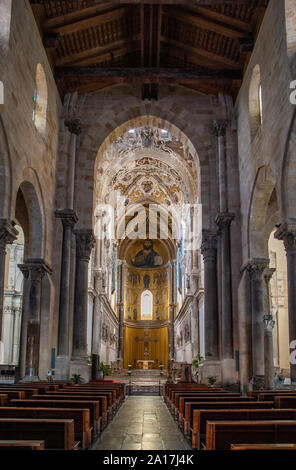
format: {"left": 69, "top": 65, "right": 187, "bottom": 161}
{"left": 199, "top": 230, "right": 221, "bottom": 383}
{"left": 64, "top": 118, "right": 81, "bottom": 209}
{"left": 169, "top": 261, "right": 176, "bottom": 361}
{"left": 18, "top": 259, "right": 52, "bottom": 381}
{"left": 0, "top": 220, "right": 18, "bottom": 356}
{"left": 91, "top": 269, "right": 103, "bottom": 379}
{"left": 245, "top": 258, "right": 269, "bottom": 389}
{"left": 55, "top": 210, "right": 78, "bottom": 379}
{"left": 117, "top": 261, "right": 124, "bottom": 362}
{"left": 70, "top": 229, "right": 95, "bottom": 382}
{"left": 214, "top": 120, "right": 235, "bottom": 386}
{"left": 275, "top": 223, "right": 296, "bottom": 383}
{"left": 263, "top": 314, "right": 275, "bottom": 390}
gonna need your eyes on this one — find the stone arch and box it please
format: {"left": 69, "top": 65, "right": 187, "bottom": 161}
{"left": 248, "top": 165, "right": 278, "bottom": 259}
{"left": 77, "top": 105, "right": 213, "bottom": 231}
{"left": 0, "top": 0, "right": 12, "bottom": 57}
{"left": 281, "top": 107, "right": 296, "bottom": 223}
{"left": 0, "top": 115, "right": 12, "bottom": 218}
{"left": 14, "top": 169, "right": 46, "bottom": 259}
{"left": 249, "top": 64, "right": 262, "bottom": 139}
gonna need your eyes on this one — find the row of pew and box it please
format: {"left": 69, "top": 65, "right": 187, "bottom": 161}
{"left": 164, "top": 383, "right": 296, "bottom": 450}
{"left": 0, "top": 379, "right": 125, "bottom": 450}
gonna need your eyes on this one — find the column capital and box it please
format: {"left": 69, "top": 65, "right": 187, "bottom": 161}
{"left": 213, "top": 119, "right": 229, "bottom": 137}
{"left": 215, "top": 212, "right": 235, "bottom": 229}
{"left": 274, "top": 223, "right": 296, "bottom": 253}
{"left": 65, "top": 118, "right": 82, "bottom": 136}
{"left": 0, "top": 219, "right": 19, "bottom": 247}
{"left": 241, "top": 258, "right": 269, "bottom": 279}
{"left": 18, "top": 258, "right": 52, "bottom": 282}
{"left": 201, "top": 230, "right": 218, "bottom": 260}
{"left": 55, "top": 209, "right": 79, "bottom": 228}
{"left": 74, "top": 229, "right": 95, "bottom": 261}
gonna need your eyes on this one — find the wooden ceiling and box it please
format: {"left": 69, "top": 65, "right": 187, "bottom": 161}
{"left": 30, "top": 1, "right": 269, "bottom": 100}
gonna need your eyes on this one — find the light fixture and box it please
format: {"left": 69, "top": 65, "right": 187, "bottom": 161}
{"left": 263, "top": 314, "right": 275, "bottom": 329}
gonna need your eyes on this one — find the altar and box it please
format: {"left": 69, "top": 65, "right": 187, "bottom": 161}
{"left": 137, "top": 360, "right": 154, "bottom": 370}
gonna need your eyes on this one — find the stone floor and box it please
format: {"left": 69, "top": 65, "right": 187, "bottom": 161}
{"left": 92, "top": 396, "right": 191, "bottom": 450}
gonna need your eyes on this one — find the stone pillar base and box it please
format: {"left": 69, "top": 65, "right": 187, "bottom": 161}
{"left": 221, "top": 358, "right": 236, "bottom": 387}
{"left": 198, "top": 360, "right": 221, "bottom": 385}
{"left": 70, "top": 357, "right": 90, "bottom": 383}
{"left": 19, "top": 375, "right": 40, "bottom": 383}
{"left": 251, "top": 375, "right": 265, "bottom": 390}
{"left": 55, "top": 356, "right": 70, "bottom": 380}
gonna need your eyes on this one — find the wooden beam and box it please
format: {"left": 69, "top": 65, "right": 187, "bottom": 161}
{"left": 56, "top": 34, "right": 141, "bottom": 66}
{"left": 161, "top": 41, "right": 229, "bottom": 70}
{"left": 45, "top": 7, "right": 128, "bottom": 36}
{"left": 163, "top": 6, "right": 252, "bottom": 39}
{"left": 55, "top": 66, "right": 242, "bottom": 84}
{"left": 32, "top": 1, "right": 269, "bottom": 6}
{"left": 161, "top": 35, "right": 240, "bottom": 69}
{"left": 42, "top": 3, "right": 118, "bottom": 30}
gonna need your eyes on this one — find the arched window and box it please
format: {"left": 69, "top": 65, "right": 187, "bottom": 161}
{"left": 0, "top": 0, "right": 12, "bottom": 56}
{"left": 285, "top": 0, "right": 296, "bottom": 59}
{"left": 249, "top": 64, "right": 262, "bottom": 139}
{"left": 141, "top": 290, "right": 153, "bottom": 319}
{"left": 33, "top": 64, "right": 48, "bottom": 135}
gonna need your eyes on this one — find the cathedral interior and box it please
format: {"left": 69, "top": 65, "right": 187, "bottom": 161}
{"left": 0, "top": 0, "right": 296, "bottom": 400}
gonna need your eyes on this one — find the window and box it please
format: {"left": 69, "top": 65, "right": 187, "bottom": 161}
{"left": 249, "top": 64, "right": 262, "bottom": 139}
{"left": 141, "top": 290, "right": 153, "bottom": 319}
{"left": 33, "top": 64, "right": 48, "bottom": 135}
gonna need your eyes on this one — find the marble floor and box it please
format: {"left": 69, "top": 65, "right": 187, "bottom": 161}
{"left": 92, "top": 396, "right": 191, "bottom": 450}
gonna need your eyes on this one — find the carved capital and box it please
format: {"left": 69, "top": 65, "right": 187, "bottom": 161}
{"left": 243, "top": 258, "right": 269, "bottom": 280}
{"left": 201, "top": 230, "right": 217, "bottom": 260}
{"left": 215, "top": 212, "right": 235, "bottom": 230}
{"left": 213, "top": 119, "right": 229, "bottom": 137}
{"left": 55, "top": 209, "right": 79, "bottom": 229}
{"left": 74, "top": 229, "right": 95, "bottom": 261}
{"left": 275, "top": 223, "right": 296, "bottom": 254}
{"left": 18, "top": 258, "right": 52, "bottom": 283}
{"left": 264, "top": 267, "right": 276, "bottom": 284}
{"left": 0, "top": 219, "right": 18, "bottom": 249}
{"left": 65, "top": 118, "right": 82, "bottom": 136}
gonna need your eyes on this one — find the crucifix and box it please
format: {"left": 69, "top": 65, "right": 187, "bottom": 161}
{"left": 135, "top": 328, "right": 158, "bottom": 358}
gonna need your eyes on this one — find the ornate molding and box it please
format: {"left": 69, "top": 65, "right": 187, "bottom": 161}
{"left": 64, "top": 118, "right": 82, "bottom": 136}
{"left": 275, "top": 223, "right": 296, "bottom": 253}
{"left": 74, "top": 229, "right": 95, "bottom": 261}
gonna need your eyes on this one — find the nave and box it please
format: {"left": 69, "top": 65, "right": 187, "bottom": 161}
{"left": 92, "top": 396, "right": 190, "bottom": 451}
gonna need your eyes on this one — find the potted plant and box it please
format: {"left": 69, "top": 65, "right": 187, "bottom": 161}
{"left": 99, "top": 362, "right": 110, "bottom": 379}
{"left": 208, "top": 376, "right": 217, "bottom": 387}
{"left": 72, "top": 374, "right": 82, "bottom": 385}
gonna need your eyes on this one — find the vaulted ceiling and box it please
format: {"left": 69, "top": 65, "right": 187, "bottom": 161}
{"left": 30, "top": 0, "right": 269, "bottom": 100}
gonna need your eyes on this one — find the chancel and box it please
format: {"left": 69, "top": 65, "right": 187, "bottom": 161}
{"left": 0, "top": 0, "right": 296, "bottom": 453}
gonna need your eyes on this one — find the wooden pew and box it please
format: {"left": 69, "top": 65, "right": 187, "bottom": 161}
{"left": 275, "top": 396, "right": 296, "bottom": 409}
{"left": 193, "top": 409, "right": 296, "bottom": 449}
{"left": 35, "top": 394, "right": 108, "bottom": 425}
{"left": 186, "top": 401, "right": 274, "bottom": 440}
{"left": 231, "top": 443, "right": 296, "bottom": 450}
{"left": 0, "top": 390, "right": 25, "bottom": 401}
{"left": 206, "top": 420, "right": 296, "bottom": 450}
{"left": 0, "top": 418, "right": 77, "bottom": 450}
{"left": 0, "top": 440, "right": 45, "bottom": 450}
{"left": 176, "top": 395, "right": 255, "bottom": 424}
{"left": 258, "top": 392, "right": 296, "bottom": 401}
{"left": 46, "top": 390, "right": 114, "bottom": 415}
{"left": 247, "top": 390, "right": 296, "bottom": 400}
{"left": 166, "top": 385, "right": 222, "bottom": 406}
{"left": 164, "top": 384, "right": 220, "bottom": 404}
{"left": 0, "top": 407, "right": 91, "bottom": 450}
{"left": 8, "top": 384, "right": 59, "bottom": 394}
{"left": 11, "top": 399, "right": 101, "bottom": 435}
{"left": 0, "top": 395, "right": 7, "bottom": 406}
{"left": 173, "top": 393, "right": 242, "bottom": 419}
{"left": 0, "top": 388, "right": 38, "bottom": 399}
